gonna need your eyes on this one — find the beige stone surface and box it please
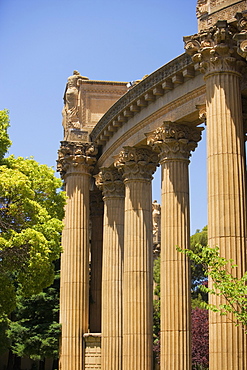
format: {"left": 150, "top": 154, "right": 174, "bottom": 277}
{"left": 89, "top": 190, "right": 104, "bottom": 333}
{"left": 95, "top": 167, "right": 125, "bottom": 370}
{"left": 148, "top": 123, "right": 202, "bottom": 370}
{"left": 196, "top": 0, "right": 247, "bottom": 31}
{"left": 62, "top": 72, "right": 127, "bottom": 141}
{"left": 58, "top": 6, "right": 247, "bottom": 370}
{"left": 84, "top": 334, "right": 101, "bottom": 369}
{"left": 115, "top": 147, "right": 158, "bottom": 370}
{"left": 185, "top": 18, "right": 247, "bottom": 370}
{"left": 57, "top": 142, "right": 97, "bottom": 370}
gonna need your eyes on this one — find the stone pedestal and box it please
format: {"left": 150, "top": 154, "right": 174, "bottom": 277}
{"left": 89, "top": 190, "right": 104, "bottom": 333}
{"left": 185, "top": 20, "right": 247, "bottom": 370}
{"left": 57, "top": 141, "right": 97, "bottom": 370}
{"left": 148, "top": 123, "right": 202, "bottom": 370}
{"left": 84, "top": 333, "right": 101, "bottom": 370}
{"left": 95, "top": 168, "right": 125, "bottom": 370}
{"left": 115, "top": 147, "right": 158, "bottom": 370}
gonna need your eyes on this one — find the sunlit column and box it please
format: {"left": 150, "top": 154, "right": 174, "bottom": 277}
{"left": 115, "top": 147, "right": 158, "bottom": 370}
{"left": 95, "top": 167, "right": 125, "bottom": 370}
{"left": 57, "top": 141, "right": 97, "bottom": 370}
{"left": 148, "top": 122, "right": 202, "bottom": 370}
{"left": 185, "top": 20, "right": 247, "bottom": 370}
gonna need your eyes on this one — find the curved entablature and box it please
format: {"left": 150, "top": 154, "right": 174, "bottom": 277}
{"left": 91, "top": 53, "right": 194, "bottom": 143}
{"left": 91, "top": 53, "right": 206, "bottom": 168}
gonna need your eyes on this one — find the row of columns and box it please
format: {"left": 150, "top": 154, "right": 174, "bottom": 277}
{"left": 58, "top": 18, "right": 247, "bottom": 370}
{"left": 185, "top": 18, "right": 247, "bottom": 370}
{"left": 57, "top": 124, "right": 202, "bottom": 370}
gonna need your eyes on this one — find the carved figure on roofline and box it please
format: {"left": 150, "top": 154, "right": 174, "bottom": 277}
{"left": 62, "top": 71, "right": 89, "bottom": 138}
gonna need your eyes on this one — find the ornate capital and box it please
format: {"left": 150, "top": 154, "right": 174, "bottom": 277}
{"left": 57, "top": 141, "right": 97, "bottom": 178}
{"left": 233, "top": 11, "right": 247, "bottom": 60}
{"left": 147, "top": 122, "right": 203, "bottom": 162}
{"left": 184, "top": 20, "right": 245, "bottom": 77}
{"left": 95, "top": 167, "right": 124, "bottom": 199}
{"left": 114, "top": 147, "right": 158, "bottom": 182}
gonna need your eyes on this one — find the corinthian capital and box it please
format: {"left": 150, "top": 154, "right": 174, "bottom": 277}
{"left": 95, "top": 167, "right": 124, "bottom": 198}
{"left": 184, "top": 20, "right": 245, "bottom": 76}
{"left": 114, "top": 147, "right": 158, "bottom": 182}
{"left": 233, "top": 11, "right": 247, "bottom": 61}
{"left": 147, "top": 122, "right": 203, "bottom": 162}
{"left": 57, "top": 141, "right": 98, "bottom": 178}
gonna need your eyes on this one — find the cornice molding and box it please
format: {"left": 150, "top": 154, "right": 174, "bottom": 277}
{"left": 90, "top": 53, "right": 194, "bottom": 143}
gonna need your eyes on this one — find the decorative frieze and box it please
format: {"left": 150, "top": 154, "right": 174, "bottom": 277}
{"left": 114, "top": 146, "right": 158, "bottom": 181}
{"left": 57, "top": 141, "right": 97, "bottom": 178}
{"left": 234, "top": 11, "right": 247, "bottom": 60}
{"left": 147, "top": 122, "right": 203, "bottom": 161}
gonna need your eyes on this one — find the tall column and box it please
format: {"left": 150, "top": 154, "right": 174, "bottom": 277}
{"left": 57, "top": 141, "right": 97, "bottom": 370}
{"left": 185, "top": 20, "right": 247, "bottom": 370}
{"left": 115, "top": 147, "right": 158, "bottom": 370}
{"left": 95, "top": 167, "right": 125, "bottom": 370}
{"left": 148, "top": 123, "right": 202, "bottom": 370}
{"left": 89, "top": 189, "right": 104, "bottom": 333}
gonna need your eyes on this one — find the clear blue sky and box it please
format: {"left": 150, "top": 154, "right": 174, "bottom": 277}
{"left": 0, "top": 0, "right": 207, "bottom": 234}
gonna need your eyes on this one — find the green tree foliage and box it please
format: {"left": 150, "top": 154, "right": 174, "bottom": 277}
{"left": 0, "top": 110, "right": 66, "bottom": 319}
{"left": 179, "top": 244, "right": 247, "bottom": 330}
{"left": 153, "top": 227, "right": 209, "bottom": 365}
{"left": 0, "top": 109, "right": 11, "bottom": 160}
{"left": 7, "top": 262, "right": 60, "bottom": 365}
{"left": 190, "top": 226, "right": 208, "bottom": 304}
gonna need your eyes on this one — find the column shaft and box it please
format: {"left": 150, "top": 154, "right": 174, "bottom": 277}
{"left": 102, "top": 196, "right": 124, "bottom": 370}
{"left": 123, "top": 179, "right": 153, "bottom": 370}
{"left": 147, "top": 122, "right": 202, "bottom": 370}
{"left": 60, "top": 173, "right": 90, "bottom": 370}
{"left": 115, "top": 147, "right": 158, "bottom": 370}
{"left": 160, "top": 159, "right": 191, "bottom": 369}
{"left": 206, "top": 71, "right": 247, "bottom": 370}
{"left": 57, "top": 141, "right": 97, "bottom": 370}
{"left": 95, "top": 168, "right": 125, "bottom": 370}
{"left": 89, "top": 190, "right": 103, "bottom": 333}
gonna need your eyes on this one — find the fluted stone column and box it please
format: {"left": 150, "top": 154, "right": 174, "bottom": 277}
{"left": 185, "top": 20, "right": 247, "bottom": 370}
{"left": 115, "top": 147, "right": 158, "bottom": 370}
{"left": 95, "top": 167, "right": 125, "bottom": 370}
{"left": 148, "top": 123, "right": 202, "bottom": 370}
{"left": 89, "top": 189, "right": 104, "bottom": 333}
{"left": 57, "top": 141, "right": 97, "bottom": 370}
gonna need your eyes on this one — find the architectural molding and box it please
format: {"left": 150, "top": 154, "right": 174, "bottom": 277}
{"left": 95, "top": 167, "right": 124, "bottom": 198}
{"left": 57, "top": 141, "right": 98, "bottom": 178}
{"left": 147, "top": 122, "right": 203, "bottom": 161}
{"left": 114, "top": 146, "right": 158, "bottom": 181}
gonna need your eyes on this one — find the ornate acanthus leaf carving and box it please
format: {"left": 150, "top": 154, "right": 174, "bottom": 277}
{"left": 184, "top": 20, "right": 246, "bottom": 75}
{"left": 95, "top": 167, "right": 124, "bottom": 198}
{"left": 147, "top": 122, "right": 203, "bottom": 161}
{"left": 233, "top": 11, "right": 247, "bottom": 60}
{"left": 114, "top": 147, "right": 159, "bottom": 181}
{"left": 57, "top": 141, "right": 98, "bottom": 178}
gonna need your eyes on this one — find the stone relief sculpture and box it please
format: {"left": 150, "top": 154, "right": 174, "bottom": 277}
{"left": 62, "top": 70, "right": 89, "bottom": 138}
{"left": 196, "top": 0, "right": 209, "bottom": 17}
{"left": 152, "top": 200, "right": 161, "bottom": 251}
